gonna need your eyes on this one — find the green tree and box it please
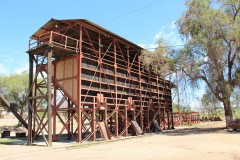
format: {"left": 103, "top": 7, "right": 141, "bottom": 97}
{"left": 231, "top": 87, "right": 240, "bottom": 108}
{"left": 169, "top": 49, "right": 192, "bottom": 115}
{"left": 201, "top": 89, "right": 220, "bottom": 118}
{"left": 140, "top": 37, "right": 174, "bottom": 77}
{"left": 177, "top": 0, "right": 240, "bottom": 127}
{"left": 0, "top": 72, "right": 29, "bottom": 124}
{"left": 141, "top": 37, "right": 188, "bottom": 114}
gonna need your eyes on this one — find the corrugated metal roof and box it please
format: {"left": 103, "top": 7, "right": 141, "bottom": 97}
{"left": 31, "top": 18, "right": 142, "bottom": 49}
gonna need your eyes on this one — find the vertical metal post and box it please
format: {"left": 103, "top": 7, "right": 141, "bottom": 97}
{"left": 78, "top": 23, "right": 83, "bottom": 143}
{"left": 99, "top": 32, "right": 102, "bottom": 93}
{"left": 148, "top": 72, "right": 152, "bottom": 98}
{"left": 47, "top": 50, "right": 53, "bottom": 146}
{"left": 126, "top": 46, "right": 130, "bottom": 136}
{"left": 104, "top": 102, "right": 107, "bottom": 122}
{"left": 92, "top": 98, "right": 96, "bottom": 141}
{"left": 132, "top": 110, "right": 136, "bottom": 121}
{"left": 171, "top": 111, "right": 175, "bottom": 129}
{"left": 67, "top": 98, "right": 71, "bottom": 139}
{"left": 114, "top": 40, "right": 118, "bottom": 138}
{"left": 138, "top": 51, "right": 143, "bottom": 129}
{"left": 146, "top": 109, "right": 149, "bottom": 132}
{"left": 124, "top": 106, "right": 128, "bottom": 137}
{"left": 127, "top": 46, "right": 131, "bottom": 96}
{"left": 156, "top": 73, "right": 161, "bottom": 127}
{"left": 170, "top": 90, "right": 175, "bottom": 129}
{"left": 53, "top": 63, "right": 57, "bottom": 141}
{"left": 71, "top": 109, "right": 73, "bottom": 136}
{"left": 28, "top": 53, "right": 34, "bottom": 145}
{"left": 33, "top": 56, "right": 38, "bottom": 135}
{"left": 167, "top": 110, "right": 171, "bottom": 130}
{"left": 110, "top": 116, "right": 113, "bottom": 133}
{"left": 163, "top": 108, "right": 166, "bottom": 130}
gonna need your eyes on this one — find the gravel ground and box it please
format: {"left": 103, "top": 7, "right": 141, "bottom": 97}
{"left": 0, "top": 120, "right": 239, "bottom": 160}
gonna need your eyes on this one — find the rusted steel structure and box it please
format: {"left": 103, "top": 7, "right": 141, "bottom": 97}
{"left": 0, "top": 93, "right": 28, "bottom": 130}
{"left": 27, "top": 18, "right": 174, "bottom": 146}
{"left": 173, "top": 112, "right": 200, "bottom": 126}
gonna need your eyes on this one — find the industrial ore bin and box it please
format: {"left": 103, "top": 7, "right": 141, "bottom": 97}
{"left": 26, "top": 18, "right": 175, "bottom": 146}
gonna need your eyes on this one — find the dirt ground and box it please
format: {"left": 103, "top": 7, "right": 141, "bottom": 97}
{"left": 0, "top": 120, "right": 239, "bottom": 160}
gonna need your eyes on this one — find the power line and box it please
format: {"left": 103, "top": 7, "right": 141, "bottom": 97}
{"left": 101, "top": 0, "right": 168, "bottom": 24}
{"left": 144, "top": 44, "right": 185, "bottom": 50}
{"left": 0, "top": 69, "right": 29, "bottom": 85}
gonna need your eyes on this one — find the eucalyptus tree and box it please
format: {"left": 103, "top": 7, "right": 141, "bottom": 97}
{"left": 140, "top": 37, "right": 174, "bottom": 77}
{"left": 140, "top": 37, "right": 184, "bottom": 113}
{"left": 177, "top": 0, "right": 240, "bottom": 127}
{"left": 231, "top": 87, "right": 240, "bottom": 108}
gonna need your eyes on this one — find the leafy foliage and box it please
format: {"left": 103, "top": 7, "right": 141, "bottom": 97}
{"left": 177, "top": 0, "right": 240, "bottom": 127}
{"left": 140, "top": 37, "right": 175, "bottom": 78}
{"left": 0, "top": 73, "right": 29, "bottom": 119}
{"left": 231, "top": 86, "right": 240, "bottom": 108}
{"left": 201, "top": 89, "right": 220, "bottom": 117}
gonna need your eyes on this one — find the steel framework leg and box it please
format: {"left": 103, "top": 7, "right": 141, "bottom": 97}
{"left": 47, "top": 50, "right": 53, "bottom": 146}
{"left": 27, "top": 54, "right": 34, "bottom": 145}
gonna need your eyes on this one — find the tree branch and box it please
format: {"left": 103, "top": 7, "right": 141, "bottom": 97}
{"left": 233, "top": 5, "right": 240, "bottom": 21}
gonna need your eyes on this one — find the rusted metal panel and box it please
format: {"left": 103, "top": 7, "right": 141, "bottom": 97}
{"left": 55, "top": 57, "right": 78, "bottom": 104}
{"left": 131, "top": 120, "right": 143, "bottom": 135}
{"left": 0, "top": 93, "right": 28, "bottom": 130}
{"left": 98, "top": 121, "right": 111, "bottom": 140}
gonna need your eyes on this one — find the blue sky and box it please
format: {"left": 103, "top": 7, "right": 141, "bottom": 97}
{"left": 0, "top": 0, "right": 186, "bottom": 75}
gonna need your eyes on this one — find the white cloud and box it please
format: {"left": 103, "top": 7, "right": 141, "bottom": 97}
{"left": 0, "top": 63, "right": 10, "bottom": 75}
{"left": 138, "top": 21, "right": 184, "bottom": 52}
{"left": 138, "top": 43, "right": 157, "bottom": 51}
{"left": 0, "top": 60, "right": 28, "bottom": 76}
{"left": 15, "top": 64, "right": 29, "bottom": 75}
{"left": 170, "top": 21, "right": 176, "bottom": 30}
{"left": 154, "top": 22, "right": 184, "bottom": 46}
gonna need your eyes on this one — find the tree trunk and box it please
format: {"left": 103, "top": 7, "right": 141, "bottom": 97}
{"left": 18, "top": 107, "right": 24, "bottom": 127}
{"left": 223, "top": 97, "right": 233, "bottom": 128}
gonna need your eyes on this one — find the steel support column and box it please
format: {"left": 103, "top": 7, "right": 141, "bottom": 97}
{"left": 114, "top": 40, "right": 118, "bottom": 138}
{"left": 163, "top": 108, "right": 166, "bottom": 130}
{"left": 78, "top": 23, "right": 83, "bottom": 143}
{"left": 27, "top": 53, "right": 34, "bottom": 145}
{"left": 138, "top": 51, "right": 143, "bottom": 129}
{"left": 124, "top": 106, "right": 128, "bottom": 136}
{"left": 47, "top": 50, "right": 53, "bottom": 146}
{"left": 92, "top": 98, "right": 96, "bottom": 141}
{"left": 171, "top": 112, "right": 175, "bottom": 129}
{"left": 167, "top": 111, "right": 171, "bottom": 130}
{"left": 156, "top": 73, "right": 161, "bottom": 127}
{"left": 53, "top": 63, "right": 57, "bottom": 141}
